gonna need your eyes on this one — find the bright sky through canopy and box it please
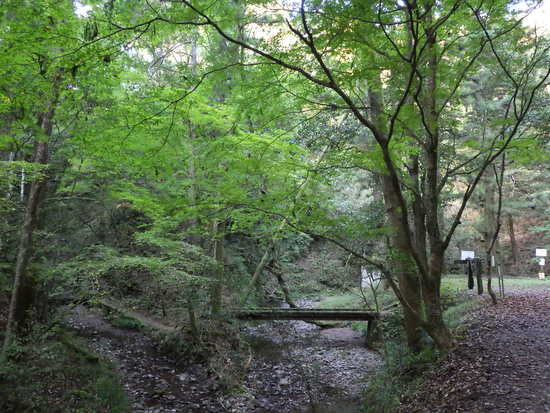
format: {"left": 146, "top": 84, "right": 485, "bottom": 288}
{"left": 522, "top": 0, "right": 550, "bottom": 33}
{"left": 74, "top": 0, "right": 550, "bottom": 31}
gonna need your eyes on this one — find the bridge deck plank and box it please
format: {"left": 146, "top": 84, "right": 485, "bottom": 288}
{"left": 234, "top": 309, "right": 379, "bottom": 321}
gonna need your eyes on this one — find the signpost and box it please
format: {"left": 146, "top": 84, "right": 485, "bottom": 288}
{"left": 459, "top": 251, "right": 484, "bottom": 294}
{"left": 458, "top": 249, "right": 506, "bottom": 297}
{"left": 461, "top": 250, "right": 475, "bottom": 260}
{"left": 535, "top": 249, "right": 547, "bottom": 280}
{"left": 360, "top": 267, "right": 381, "bottom": 289}
{"left": 489, "top": 253, "right": 505, "bottom": 298}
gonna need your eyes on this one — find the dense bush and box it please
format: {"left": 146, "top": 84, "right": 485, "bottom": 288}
{"left": 0, "top": 325, "right": 129, "bottom": 413}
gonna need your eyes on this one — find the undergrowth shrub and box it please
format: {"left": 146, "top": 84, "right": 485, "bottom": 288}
{"left": 283, "top": 241, "right": 358, "bottom": 296}
{"left": 47, "top": 242, "right": 216, "bottom": 321}
{"left": 153, "top": 330, "right": 208, "bottom": 365}
{"left": 153, "top": 319, "right": 248, "bottom": 391}
{"left": 109, "top": 315, "right": 144, "bottom": 330}
{"left": 363, "top": 343, "right": 440, "bottom": 413}
{"left": 363, "top": 276, "right": 485, "bottom": 412}
{"left": 0, "top": 325, "right": 130, "bottom": 413}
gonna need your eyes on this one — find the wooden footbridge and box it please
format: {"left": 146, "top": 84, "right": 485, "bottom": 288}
{"left": 234, "top": 308, "right": 379, "bottom": 321}
{"left": 234, "top": 308, "right": 380, "bottom": 342}
{"left": 65, "top": 295, "right": 381, "bottom": 343}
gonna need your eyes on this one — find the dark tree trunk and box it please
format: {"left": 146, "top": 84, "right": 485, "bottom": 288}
{"left": 417, "top": 4, "right": 453, "bottom": 352}
{"left": 381, "top": 174, "right": 424, "bottom": 351}
{"left": 368, "top": 77, "right": 424, "bottom": 351}
{"left": 507, "top": 214, "right": 518, "bottom": 265}
{"left": 244, "top": 246, "right": 271, "bottom": 304}
{"left": 484, "top": 173, "right": 499, "bottom": 304}
{"left": 3, "top": 109, "right": 56, "bottom": 354}
{"left": 186, "top": 296, "right": 200, "bottom": 341}
{"left": 210, "top": 220, "right": 225, "bottom": 317}
{"left": 422, "top": 253, "right": 453, "bottom": 350}
{"left": 270, "top": 263, "right": 298, "bottom": 309}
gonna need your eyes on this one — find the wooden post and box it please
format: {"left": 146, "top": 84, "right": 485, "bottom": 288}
{"left": 497, "top": 265, "right": 504, "bottom": 298}
{"left": 475, "top": 258, "right": 483, "bottom": 295}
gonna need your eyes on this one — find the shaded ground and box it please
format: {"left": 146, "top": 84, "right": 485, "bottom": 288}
{"left": 400, "top": 286, "right": 550, "bottom": 413}
{"left": 242, "top": 319, "right": 382, "bottom": 412}
{"left": 67, "top": 304, "right": 382, "bottom": 413}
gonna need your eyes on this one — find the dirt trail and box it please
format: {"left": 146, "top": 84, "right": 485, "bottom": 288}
{"left": 97, "top": 298, "right": 177, "bottom": 333}
{"left": 400, "top": 286, "right": 550, "bottom": 413}
{"left": 67, "top": 304, "right": 382, "bottom": 413}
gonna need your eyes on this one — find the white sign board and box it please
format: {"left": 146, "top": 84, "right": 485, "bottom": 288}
{"left": 539, "top": 258, "right": 546, "bottom": 266}
{"left": 360, "top": 267, "right": 382, "bottom": 289}
{"left": 535, "top": 249, "right": 547, "bottom": 257}
{"left": 491, "top": 255, "right": 496, "bottom": 267}
{"left": 461, "top": 250, "right": 475, "bottom": 260}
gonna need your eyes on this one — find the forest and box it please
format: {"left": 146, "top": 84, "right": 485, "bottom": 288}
{"left": 1, "top": 0, "right": 549, "bottom": 412}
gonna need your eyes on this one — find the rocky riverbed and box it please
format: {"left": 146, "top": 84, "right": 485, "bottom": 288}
{"left": 240, "top": 319, "right": 383, "bottom": 412}
{"left": 67, "top": 304, "right": 382, "bottom": 413}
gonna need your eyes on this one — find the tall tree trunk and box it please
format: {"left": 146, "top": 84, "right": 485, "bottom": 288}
{"left": 483, "top": 172, "right": 499, "bottom": 304}
{"left": 410, "top": 155, "right": 428, "bottom": 271}
{"left": 270, "top": 262, "right": 298, "bottom": 308}
{"left": 367, "top": 73, "right": 424, "bottom": 351}
{"left": 185, "top": 38, "right": 203, "bottom": 247}
{"left": 243, "top": 245, "right": 272, "bottom": 304}
{"left": 418, "top": 2, "right": 454, "bottom": 351}
{"left": 3, "top": 98, "right": 58, "bottom": 354}
{"left": 185, "top": 127, "right": 202, "bottom": 246}
{"left": 422, "top": 252, "right": 453, "bottom": 350}
{"left": 20, "top": 168, "right": 26, "bottom": 202}
{"left": 210, "top": 220, "right": 225, "bottom": 317}
{"left": 381, "top": 174, "right": 424, "bottom": 351}
{"left": 186, "top": 296, "right": 200, "bottom": 341}
{"left": 507, "top": 213, "right": 518, "bottom": 265}
{"left": 5, "top": 151, "right": 15, "bottom": 199}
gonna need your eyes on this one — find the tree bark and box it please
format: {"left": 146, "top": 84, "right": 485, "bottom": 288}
{"left": 185, "top": 38, "right": 203, "bottom": 247}
{"left": 507, "top": 213, "right": 518, "bottom": 265}
{"left": 416, "top": 2, "right": 453, "bottom": 351}
{"left": 186, "top": 296, "right": 200, "bottom": 341}
{"left": 269, "top": 263, "right": 298, "bottom": 308}
{"left": 243, "top": 245, "right": 272, "bottom": 304}
{"left": 421, "top": 255, "right": 453, "bottom": 350}
{"left": 483, "top": 171, "right": 498, "bottom": 304}
{"left": 3, "top": 103, "right": 58, "bottom": 354}
{"left": 411, "top": 156, "right": 428, "bottom": 270}
{"left": 380, "top": 158, "right": 424, "bottom": 352}
{"left": 367, "top": 75, "right": 424, "bottom": 351}
{"left": 210, "top": 220, "right": 225, "bottom": 317}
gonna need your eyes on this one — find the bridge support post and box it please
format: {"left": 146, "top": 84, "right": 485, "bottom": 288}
{"left": 366, "top": 318, "right": 379, "bottom": 347}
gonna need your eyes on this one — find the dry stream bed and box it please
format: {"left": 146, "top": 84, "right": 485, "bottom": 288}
{"left": 67, "top": 304, "right": 382, "bottom": 413}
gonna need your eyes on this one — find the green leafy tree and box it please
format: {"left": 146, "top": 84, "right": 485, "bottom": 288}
{"left": 0, "top": 0, "right": 124, "bottom": 355}
{"left": 91, "top": 0, "right": 550, "bottom": 351}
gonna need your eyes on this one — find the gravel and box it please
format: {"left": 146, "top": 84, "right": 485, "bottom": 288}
{"left": 67, "top": 304, "right": 382, "bottom": 413}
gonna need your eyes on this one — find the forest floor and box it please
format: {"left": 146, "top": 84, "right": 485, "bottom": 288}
{"left": 67, "top": 301, "right": 382, "bottom": 413}
{"left": 399, "top": 283, "right": 550, "bottom": 413}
